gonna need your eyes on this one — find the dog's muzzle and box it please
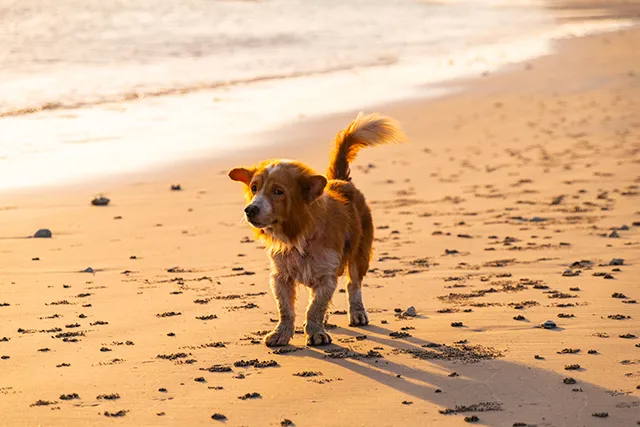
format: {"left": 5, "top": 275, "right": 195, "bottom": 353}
{"left": 244, "top": 204, "right": 260, "bottom": 220}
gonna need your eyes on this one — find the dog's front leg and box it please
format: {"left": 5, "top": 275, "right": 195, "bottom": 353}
{"left": 304, "top": 275, "right": 337, "bottom": 346}
{"left": 264, "top": 272, "right": 296, "bottom": 347}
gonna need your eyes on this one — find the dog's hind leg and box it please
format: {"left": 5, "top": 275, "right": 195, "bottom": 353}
{"left": 347, "top": 263, "right": 369, "bottom": 326}
{"left": 264, "top": 272, "right": 296, "bottom": 347}
{"left": 304, "top": 275, "right": 337, "bottom": 346}
{"left": 347, "top": 212, "right": 373, "bottom": 327}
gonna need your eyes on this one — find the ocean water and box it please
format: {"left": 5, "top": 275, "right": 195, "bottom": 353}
{"left": 0, "top": 0, "right": 633, "bottom": 190}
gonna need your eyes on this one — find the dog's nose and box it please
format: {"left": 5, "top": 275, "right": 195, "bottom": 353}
{"left": 244, "top": 205, "right": 260, "bottom": 219}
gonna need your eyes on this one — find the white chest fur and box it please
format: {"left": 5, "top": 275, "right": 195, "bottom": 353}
{"left": 272, "top": 247, "right": 340, "bottom": 287}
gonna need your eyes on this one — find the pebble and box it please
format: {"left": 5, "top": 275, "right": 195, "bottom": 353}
{"left": 609, "top": 258, "right": 624, "bottom": 266}
{"left": 33, "top": 229, "right": 52, "bottom": 238}
{"left": 608, "top": 230, "right": 620, "bottom": 238}
{"left": 171, "top": 184, "right": 182, "bottom": 191}
{"left": 542, "top": 320, "right": 557, "bottom": 329}
{"left": 81, "top": 267, "right": 95, "bottom": 273}
{"left": 91, "top": 196, "right": 110, "bottom": 206}
{"left": 562, "top": 270, "right": 580, "bottom": 277}
{"left": 404, "top": 306, "right": 417, "bottom": 317}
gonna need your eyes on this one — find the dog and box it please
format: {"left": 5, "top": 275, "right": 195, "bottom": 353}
{"left": 228, "top": 113, "right": 405, "bottom": 346}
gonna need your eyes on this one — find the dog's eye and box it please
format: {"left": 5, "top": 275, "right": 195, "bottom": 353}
{"left": 273, "top": 188, "right": 284, "bottom": 196}
{"left": 250, "top": 184, "right": 257, "bottom": 193}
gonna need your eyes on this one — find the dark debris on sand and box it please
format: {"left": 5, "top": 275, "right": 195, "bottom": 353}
{"left": 272, "top": 347, "right": 302, "bottom": 355}
{"left": 324, "top": 348, "right": 383, "bottom": 360}
{"left": 439, "top": 402, "right": 502, "bottom": 415}
{"left": 157, "top": 352, "right": 189, "bottom": 361}
{"left": 238, "top": 392, "right": 261, "bottom": 400}
{"left": 104, "top": 410, "right": 128, "bottom": 417}
{"left": 97, "top": 393, "right": 120, "bottom": 400}
{"left": 200, "top": 364, "right": 233, "bottom": 373}
{"left": 389, "top": 331, "right": 412, "bottom": 339}
{"left": 195, "top": 314, "right": 217, "bottom": 320}
{"left": 156, "top": 311, "right": 182, "bottom": 317}
{"left": 234, "top": 359, "right": 278, "bottom": 368}
{"left": 293, "top": 371, "right": 322, "bottom": 377}
{"left": 181, "top": 341, "right": 226, "bottom": 350}
{"left": 59, "top": 393, "right": 80, "bottom": 400}
{"left": 394, "top": 343, "right": 502, "bottom": 363}
{"left": 30, "top": 399, "right": 57, "bottom": 407}
{"left": 558, "top": 348, "right": 580, "bottom": 354}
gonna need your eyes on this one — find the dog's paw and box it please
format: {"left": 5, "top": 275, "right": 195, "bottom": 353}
{"left": 264, "top": 329, "right": 293, "bottom": 347}
{"left": 349, "top": 310, "right": 369, "bottom": 327}
{"left": 306, "top": 330, "right": 332, "bottom": 346}
{"left": 304, "top": 323, "right": 332, "bottom": 346}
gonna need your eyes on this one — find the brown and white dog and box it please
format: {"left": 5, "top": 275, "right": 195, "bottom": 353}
{"left": 228, "top": 113, "right": 405, "bottom": 346}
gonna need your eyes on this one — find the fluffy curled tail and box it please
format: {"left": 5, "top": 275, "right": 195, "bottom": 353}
{"left": 327, "top": 113, "right": 405, "bottom": 181}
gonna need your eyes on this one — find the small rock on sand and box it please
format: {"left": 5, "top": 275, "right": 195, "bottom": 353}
{"left": 609, "top": 258, "right": 624, "bottom": 266}
{"left": 91, "top": 196, "right": 110, "bottom": 206}
{"left": 81, "top": 267, "right": 95, "bottom": 273}
{"left": 562, "top": 270, "right": 580, "bottom": 277}
{"left": 171, "top": 184, "right": 182, "bottom": 191}
{"left": 542, "top": 320, "right": 557, "bottom": 329}
{"left": 33, "top": 229, "right": 52, "bottom": 238}
{"left": 608, "top": 230, "right": 620, "bottom": 238}
{"left": 404, "top": 306, "right": 417, "bottom": 317}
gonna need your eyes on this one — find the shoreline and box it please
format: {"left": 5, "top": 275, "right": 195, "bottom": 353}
{"left": 1, "top": 28, "right": 636, "bottom": 204}
{"left": 0, "top": 4, "right": 637, "bottom": 196}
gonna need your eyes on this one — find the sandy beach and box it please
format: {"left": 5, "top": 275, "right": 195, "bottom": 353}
{"left": 1, "top": 2, "right": 640, "bottom": 426}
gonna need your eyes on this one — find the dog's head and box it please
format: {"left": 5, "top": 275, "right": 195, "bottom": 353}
{"left": 229, "top": 160, "right": 327, "bottom": 242}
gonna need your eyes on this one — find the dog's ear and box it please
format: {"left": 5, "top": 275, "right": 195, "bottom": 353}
{"left": 228, "top": 167, "right": 254, "bottom": 186}
{"left": 302, "top": 175, "right": 327, "bottom": 202}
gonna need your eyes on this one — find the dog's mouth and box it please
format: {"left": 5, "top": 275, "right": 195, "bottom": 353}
{"left": 247, "top": 218, "right": 277, "bottom": 229}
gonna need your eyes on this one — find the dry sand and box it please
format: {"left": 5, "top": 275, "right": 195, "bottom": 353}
{"left": 1, "top": 5, "right": 640, "bottom": 427}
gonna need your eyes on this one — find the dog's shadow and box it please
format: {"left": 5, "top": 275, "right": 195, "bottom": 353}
{"left": 277, "top": 323, "right": 639, "bottom": 425}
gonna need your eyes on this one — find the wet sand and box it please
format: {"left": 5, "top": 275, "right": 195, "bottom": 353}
{"left": 1, "top": 6, "right": 640, "bottom": 427}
